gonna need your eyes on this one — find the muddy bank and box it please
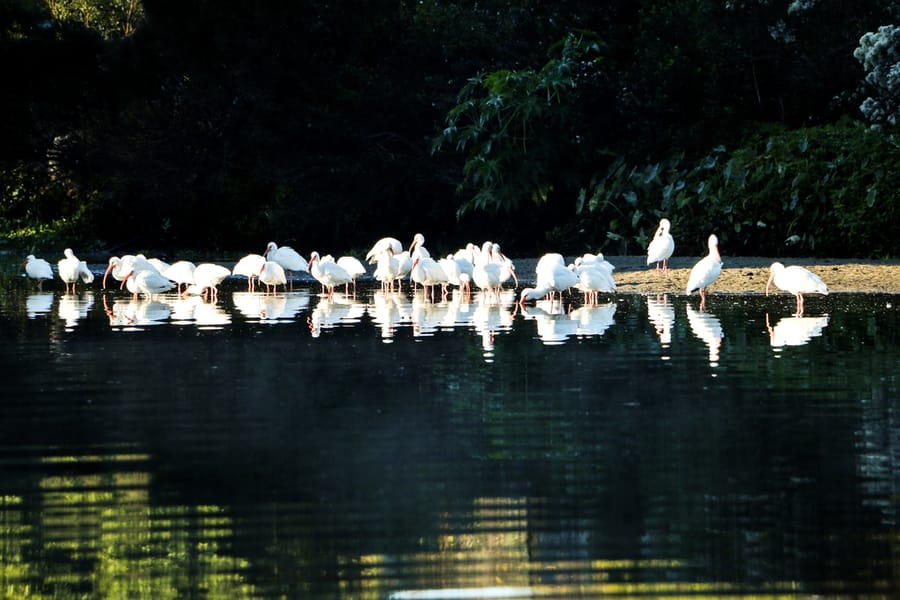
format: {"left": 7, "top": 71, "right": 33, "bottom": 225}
{"left": 510, "top": 255, "right": 900, "bottom": 294}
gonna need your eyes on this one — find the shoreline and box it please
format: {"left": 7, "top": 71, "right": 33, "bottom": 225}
{"left": 511, "top": 256, "right": 900, "bottom": 294}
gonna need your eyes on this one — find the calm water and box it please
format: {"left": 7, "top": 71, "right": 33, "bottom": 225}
{"left": 1, "top": 281, "right": 898, "bottom": 598}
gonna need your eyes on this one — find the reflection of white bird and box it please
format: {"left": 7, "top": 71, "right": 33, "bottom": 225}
{"left": 26, "top": 292, "right": 54, "bottom": 318}
{"left": 58, "top": 248, "right": 94, "bottom": 293}
{"left": 365, "top": 237, "right": 403, "bottom": 264}
{"left": 309, "top": 251, "right": 352, "bottom": 299}
{"left": 23, "top": 255, "right": 53, "bottom": 288}
{"left": 58, "top": 292, "right": 94, "bottom": 328}
{"left": 685, "top": 234, "right": 722, "bottom": 310}
{"left": 647, "top": 218, "right": 675, "bottom": 274}
{"left": 367, "top": 290, "right": 410, "bottom": 339}
{"left": 232, "top": 253, "right": 266, "bottom": 291}
{"left": 766, "top": 262, "right": 828, "bottom": 315}
{"left": 258, "top": 260, "right": 287, "bottom": 294}
{"left": 686, "top": 304, "right": 723, "bottom": 366}
{"left": 264, "top": 242, "right": 308, "bottom": 283}
{"left": 185, "top": 263, "right": 231, "bottom": 300}
{"left": 646, "top": 294, "right": 675, "bottom": 348}
{"left": 519, "top": 301, "right": 577, "bottom": 345}
{"left": 766, "top": 313, "right": 829, "bottom": 348}
{"left": 570, "top": 302, "right": 617, "bottom": 337}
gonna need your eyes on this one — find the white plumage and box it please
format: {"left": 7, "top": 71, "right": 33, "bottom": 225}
{"left": 233, "top": 253, "right": 266, "bottom": 291}
{"left": 58, "top": 248, "right": 94, "bottom": 293}
{"left": 258, "top": 260, "right": 287, "bottom": 294}
{"left": 647, "top": 218, "right": 675, "bottom": 273}
{"left": 125, "top": 269, "right": 175, "bottom": 299}
{"left": 309, "top": 251, "right": 352, "bottom": 298}
{"left": 264, "top": 242, "right": 308, "bottom": 282}
{"left": 24, "top": 255, "right": 53, "bottom": 287}
{"left": 685, "top": 234, "right": 722, "bottom": 310}
{"left": 766, "top": 262, "right": 828, "bottom": 315}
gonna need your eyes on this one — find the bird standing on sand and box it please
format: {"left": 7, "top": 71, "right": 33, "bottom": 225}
{"left": 685, "top": 234, "right": 722, "bottom": 311}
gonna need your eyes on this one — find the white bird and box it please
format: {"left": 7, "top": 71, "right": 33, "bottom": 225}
{"left": 573, "top": 263, "right": 616, "bottom": 305}
{"left": 124, "top": 269, "right": 175, "bottom": 299}
{"left": 365, "top": 237, "right": 403, "bottom": 264}
{"left": 685, "top": 234, "right": 722, "bottom": 311}
{"left": 308, "top": 251, "right": 352, "bottom": 299}
{"left": 232, "top": 253, "right": 266, "bottom": 291}
{"left": 472, "top": 241, "right": 518, "bottom": 301}
{"left": 23, "top": 255, "right": 53, "bottom": 288}
{"left": 409, "top": 233, "right": 430, "bottom": 259}
{"left": 258, "top": 260, "right": 287, "bottom": 294}
{"left": 647, "top": 218, "right": 675, "bottom": 274}
{"left": 373, "top": 250, "right": 402, "bottom": 292}
{"left": 161, "top": 260, "right": 196, "bottom": 294}
{"left": 336, "top": 255, "right": 366, "bottom": 295}
{"left": 765, "top": 262, "right": 828, "bottom": 315}
{"left": 57, "top": 248, "right": 94, "bottom": 293}
{"left": 186, "top": 263, "right": 231, "bottom": 300}
{"left": 579, "top": 252, "right": 615, "bottom": 275}
{"left": 518, "top": 286, "right": 551, "bottom": 305}
{"left": 264, "top": 242, "right": 308, "bottom": 284}
{"left": 103, "top": 254, "right": 157, "bottom": 289}
{"left": 410, "top": 255, "right": 448, "bottom": 301}
{"left": 534, "top": 254, "right": 577, "bottom": 305}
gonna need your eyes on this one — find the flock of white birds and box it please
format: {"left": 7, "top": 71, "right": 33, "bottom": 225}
{"left": 19, "top": 218, "right": 828, "bottom": 313}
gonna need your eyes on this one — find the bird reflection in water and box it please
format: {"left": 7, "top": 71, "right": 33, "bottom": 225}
{"left": 686, "top": 304, "right": 723, "bottom": 367}
{"left": 308, "top": 294, "right": 366, "bottom": 337}
{"left": 26, "top": 292, "right": 54, "bottom": 319}
{"left": 59, "top": 291, "right": 94, "bottom": 330}
{"left": 646, "top": 294, "right": 675, "bottom": 359}
{"left": 766, "top": 312, "right": 829, "bottom": 350}
{"left": 104, "top": 295, "right": 170, "bottom": 328}
{"left": 232, "top": 291, "right": 309, "bottom": 324}
{"left": 368, "top": 290, "right": 411, "bottom": 341}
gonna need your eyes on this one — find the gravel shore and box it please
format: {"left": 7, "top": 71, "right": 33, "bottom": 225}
{"left": 509, "top": 255, "right": 900, "bottom": 294}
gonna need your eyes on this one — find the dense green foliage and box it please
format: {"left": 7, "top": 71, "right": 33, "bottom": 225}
{"left": 1, "top": 0, "right": 898, "bottom": 257}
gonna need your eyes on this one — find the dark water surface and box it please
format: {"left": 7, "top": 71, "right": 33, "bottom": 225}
{"left": 1, "top": 284, "right": 898, "bottom": 598}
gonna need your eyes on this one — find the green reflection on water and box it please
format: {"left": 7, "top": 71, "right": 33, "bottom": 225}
{"left": 1, "top": 461, "right": 258, "bottom": 599}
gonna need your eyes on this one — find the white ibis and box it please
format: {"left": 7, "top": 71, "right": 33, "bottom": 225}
{"left": 766, "top": 262, "right": 828, "bottom": 315}
{"left": 308, "top": 251, "right": 352, "bottom": 299}
{"left": 365, "top": 237, "right": 402, "bottom": 264}
{"left": 161, "top": 260, "right": 196, "bottom": 294}
{"left": 685, "top": 234, "right": 722, "bottom": 311}
{"left": 57, "top": 248, "right": 94, "bottom": 293}
{"left": 647, "top": 218, "right": 675, "bottom": 274}
{"left": 232, "top": 253, "right": 266, "bottom": 291}
{"left": 185, "top": 263, "right": 231, "bottom": 300}
{"left": 23, "top": 255, "right": 53, "bottom": 288}
{"left": 264, "top": 242, "right": 308, "bottom": 284}
{"left": 258, "top": 260, "right": 287, "bottom": 294}
{"left": 336, "top": 255, "right": 366, "bottom": 295}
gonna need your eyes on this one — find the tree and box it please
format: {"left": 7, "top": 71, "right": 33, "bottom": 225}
{"left": 854, "top": 24, "right": 900, "bottom": 127}
{"left": 432, "top": 32, "right": 606, "bottom": 218}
